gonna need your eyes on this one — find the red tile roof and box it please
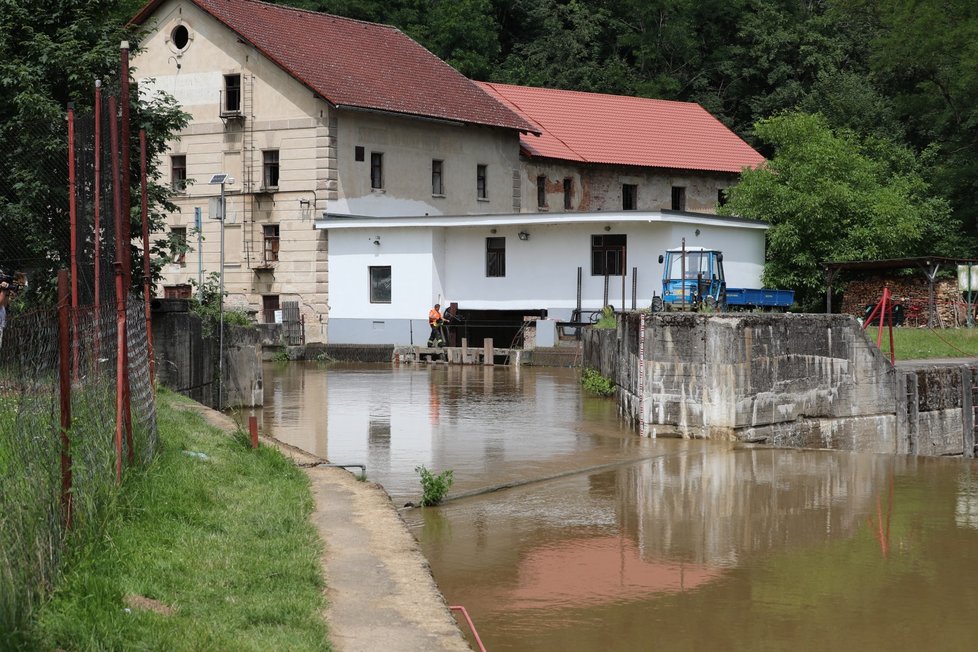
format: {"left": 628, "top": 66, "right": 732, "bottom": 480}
{"left": 477, "top": 82, "right": 764, "bottom": 173}
{"left": 131, "top": 0, "right": 536, "bottom": 133}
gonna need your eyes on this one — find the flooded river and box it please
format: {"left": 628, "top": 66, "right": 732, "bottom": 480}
{"left": 258, "top": 362, "right": 978, "bottom": 651}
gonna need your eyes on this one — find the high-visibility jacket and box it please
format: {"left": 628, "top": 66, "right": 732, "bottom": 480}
{"left": 428, "top": 308, "right": 442, "bottom": 326}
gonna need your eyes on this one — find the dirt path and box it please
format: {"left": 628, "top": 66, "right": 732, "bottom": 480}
{"left": 178, "top": 402, "right": 470, "bottom": 652}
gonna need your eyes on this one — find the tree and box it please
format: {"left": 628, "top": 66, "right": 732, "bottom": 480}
{"left": 866, "top": 0, "right": 978, "bottom": 239}
{"left": 0, "top": 0, "right": 188, "bottom": 304}
{"left": 721, "top": 112, "right": 957, "bottom": 311}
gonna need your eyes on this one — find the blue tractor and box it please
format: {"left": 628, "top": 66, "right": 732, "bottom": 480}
{"left": 651, "top": 247, "right": 794, "bottom": 312}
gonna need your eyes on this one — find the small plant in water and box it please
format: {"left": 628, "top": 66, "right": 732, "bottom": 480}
{"left": 416, "top": 465, "right": 454, "bottom": 506}
{"left": 272, "top": 349, "right": 290, "bottom": 363}
{"left": 581, "top": 367, "right": 615, "bottom": 396}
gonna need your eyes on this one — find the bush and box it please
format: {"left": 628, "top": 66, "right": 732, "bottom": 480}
{"left": 581, "top": 367, "right": 615, "bottom": 396}
{"left": 189, "top": 272, "right": 253, "bottom": 335}
{"left": 416, "top": 465, "right": 453, "bottom": 506}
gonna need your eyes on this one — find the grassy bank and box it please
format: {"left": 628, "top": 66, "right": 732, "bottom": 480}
{"left": 878, "top": 327, "right": 978, "bottom": 360}
{"left": 32, "top": 389, "right": 330, "bottom": 651}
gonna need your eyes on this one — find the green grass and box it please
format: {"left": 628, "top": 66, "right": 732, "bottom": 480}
{"left": 32, "top": 389, "right": 331, "bottom": 651}
{"left": 867, "top": 327, "right": 978, "bottom": 360}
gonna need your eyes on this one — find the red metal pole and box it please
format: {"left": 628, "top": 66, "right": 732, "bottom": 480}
{"left": 94, "top": 81, "right": 103, "bottom": 358}
{"left": 249, "top": 415, "right": 259, "bottom": 449}
{"left": 120, "top": 45, "right": 135, "bottom": 466}
{"left": 109, "top": 95, "right": 122, "bottom": 267}
{"left": 140, "top": 129, "right": 155, "bottom": 386}
{"left": 114, "top": 263, "right": 124, "bottom": 484}
{"left": 67, "top": 104, "right": 79, "bottom": 381}
{"left": 886, "top": 288, "right": 895, "bottom": 364}
{"left": 449, "top": 606, "right": 487, "bottom": 652}
{"left": 57, "top": 270, "right": 74, "bottom": 529}
{"left": 120, "top": 43, "right": 132, "bottom": 290}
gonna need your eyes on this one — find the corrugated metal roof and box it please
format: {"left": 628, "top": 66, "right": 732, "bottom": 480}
{"left": 131, "top": 0, "right": 536, "bottom": 133}
{"left": 478, "top": 82, "right": 764, "bottom": 173}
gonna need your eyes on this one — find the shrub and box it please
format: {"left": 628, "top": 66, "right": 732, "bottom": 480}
{"left": 581, "top": 367, "right": 615, "bottom": 396}
{"left": 415, "top": 465, "right": 453, "bottom": 506}
{"left": 189, "top": 272, "right": 253, "bottom": 335}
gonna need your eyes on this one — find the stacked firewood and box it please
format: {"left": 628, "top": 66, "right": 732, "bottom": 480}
{"left": 841, "top": 276, "right": 975, "bottom": 327}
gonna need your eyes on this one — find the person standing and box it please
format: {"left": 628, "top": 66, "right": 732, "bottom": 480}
{"left": 427, "top": 303, "right": 443, "bottom": 347}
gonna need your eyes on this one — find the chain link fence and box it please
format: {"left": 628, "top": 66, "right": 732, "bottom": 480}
{"left": 0, "top": 92, "right": 158, "bottom": 643}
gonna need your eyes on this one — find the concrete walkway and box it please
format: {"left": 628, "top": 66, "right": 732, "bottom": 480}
{"left": 179, "top": 402, "right": 470, "bottom": 652}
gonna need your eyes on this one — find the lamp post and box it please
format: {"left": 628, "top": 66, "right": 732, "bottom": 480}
{"left": 209, "top": 173, "right": 231, "bottom": 409}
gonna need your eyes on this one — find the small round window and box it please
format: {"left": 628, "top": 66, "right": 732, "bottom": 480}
{"left": 171, "top": 24, "right": 190, "bottom": 50}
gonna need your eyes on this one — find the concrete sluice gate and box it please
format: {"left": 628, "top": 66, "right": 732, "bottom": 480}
{"left": 584, "top": 313, "right": 978, "bottom": 457}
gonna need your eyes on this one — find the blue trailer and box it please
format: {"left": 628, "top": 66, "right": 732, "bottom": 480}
{"left": 651, "top": 247, "right": 794, "bottom": 312}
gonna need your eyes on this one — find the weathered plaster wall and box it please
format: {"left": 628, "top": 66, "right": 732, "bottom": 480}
{"left": 523, "top": 161, "right": 737, "bottom": 214}
{"left": 333, "top": 112, "right": 521, "bottom": 217}
{"left": 584, "top": 313, "right": 977, "bottom": 457}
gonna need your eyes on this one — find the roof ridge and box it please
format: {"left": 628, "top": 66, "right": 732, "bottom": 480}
{"left": 203, "top": 0, "right": 403, "bottom": 31}
{"left": 486, "top": 81, "right": 703, "bottom": 109}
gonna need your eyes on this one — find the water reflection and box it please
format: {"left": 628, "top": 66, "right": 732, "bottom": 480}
{"left": 259, "top": 363, "right": 978, "bottom": 651}
{"left": 257, "top": 362, "right": 650, "bottom": 500}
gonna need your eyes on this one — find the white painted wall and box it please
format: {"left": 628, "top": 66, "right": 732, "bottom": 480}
{"left": 328, "top": 228, "right": 439, "bottom": 319}
{"left": 327, "top": 219, "right": 767, "bottom": 330}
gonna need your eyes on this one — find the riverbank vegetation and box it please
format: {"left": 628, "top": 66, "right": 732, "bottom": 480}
{"left": 30, "top": 390, "right": 330, "bottom": 651}
{"left": 581, "top": 368, "right": 615, "bottom": 397}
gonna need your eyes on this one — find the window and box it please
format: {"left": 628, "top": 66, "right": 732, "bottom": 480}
{"left": 369, "top": 266, "right": 392, "bottom": 303}
{"left": 370, "top": 152, "right": 383, "bottom": 189}
{"left": 171, "top": 227, "right": 187, "bottom": 265}
{"left": 477, "top": 164, "right": 488, "bottom": 199}
{"left": 591, "top": 234, "right": 626, "bottom": 276}
{"left": 672, "top": 186, "right": 686, "bottom": 211}
{"left": 223, "top": 74, "right": 241, "bottom": 114}
{"left": 432, "top": 159, "right": 444, "bottom": 195}
{"left": 717, "top": 188, "right": 728, "bottom": 207}
{"left": 622, "top": 184, "right": 637, "bottom": 210}
{"left": 263, "top": 224, "right": 280, "bottom": 263}
{"left": 171, "top": 25, "right": 190, "bottom": 50}
{"left": 563, "top": 178, "right": 572, "bottom": 209}
{"left": 486, "top": 237, "right": 506, "bottom": 277}
{"left": 171, "top": 155, "right": 186, "bottom": 192}
{"left": 536, "top": 175, "right": 546, "bottom": 208}
{"left": 355, "top": 146, "right": 365, "bottom": 162}
{"left": 262, "top": 295, "right": 280, "bottom": 324}
{"left": 262, "top": 150, "right": 280, "bottom": 189}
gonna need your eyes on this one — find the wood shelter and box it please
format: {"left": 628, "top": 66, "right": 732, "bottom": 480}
{"left": 822, "top": 257, "right": 978, "bottom": 326}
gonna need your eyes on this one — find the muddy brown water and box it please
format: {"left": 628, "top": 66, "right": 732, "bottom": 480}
{"left": 258, "top": 362, "right": 978, "bottom": 651}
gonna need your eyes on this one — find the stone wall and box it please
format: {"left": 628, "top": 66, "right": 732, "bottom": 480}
{"left": 584, "top": 313, "right": 976, "bottom": 457}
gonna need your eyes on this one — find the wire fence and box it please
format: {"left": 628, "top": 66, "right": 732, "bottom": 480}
{"left": 0, "top": 71, "right": 158, "bottom": 644}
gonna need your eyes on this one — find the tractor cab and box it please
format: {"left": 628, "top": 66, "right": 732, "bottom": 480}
{"left": 654, "top": 247, "right": 726, "bottom": 311}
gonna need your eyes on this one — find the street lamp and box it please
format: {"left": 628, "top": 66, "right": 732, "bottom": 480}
{"left": 209, "top": 172, "right": 231, "bottom": 410}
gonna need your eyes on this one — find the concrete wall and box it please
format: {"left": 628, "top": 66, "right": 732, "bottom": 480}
{"left": 151, "top": 299, "right": 264, "bottom": 408}
{"left": 584, "top": 313, "right": 977, "bottom": 457}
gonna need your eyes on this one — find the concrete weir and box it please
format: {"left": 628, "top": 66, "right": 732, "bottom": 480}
{"left": 584, "top": 313, "right": 978, "bottom": 457}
